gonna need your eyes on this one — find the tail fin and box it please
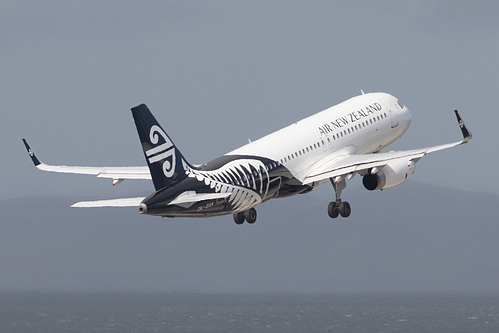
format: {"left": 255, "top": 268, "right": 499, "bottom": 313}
{"left": 131, "top": 104, "right": 191, "bottom": 191}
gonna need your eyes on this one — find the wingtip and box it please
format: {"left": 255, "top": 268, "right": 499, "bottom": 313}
{"left": 454, "top": 110, "right": 472, "bottom": 143}
{"left": 22, "top": 138, "right": 42, "bottom": 166}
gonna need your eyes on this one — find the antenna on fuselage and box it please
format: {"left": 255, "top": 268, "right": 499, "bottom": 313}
{"left": 361, "top": 89, "right": 365, "bottom": 95}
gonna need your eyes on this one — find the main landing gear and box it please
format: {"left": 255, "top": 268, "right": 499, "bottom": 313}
{"left": 233, "top": 208, "right": 257, "bottom": 225}
{"left": 328, "top": 177, "right": 351, "bottom": 219}
{"left": 328, "top": 201, "right": 351, "bottom": 218}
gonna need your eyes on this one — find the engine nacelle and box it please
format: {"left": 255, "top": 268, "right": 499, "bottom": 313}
{"left": 362, "top": 159, "right": 415, "bottom": 191}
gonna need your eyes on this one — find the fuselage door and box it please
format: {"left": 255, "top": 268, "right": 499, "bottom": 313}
{"left": 390, "top": 103, "right": 400, "bottom": 128}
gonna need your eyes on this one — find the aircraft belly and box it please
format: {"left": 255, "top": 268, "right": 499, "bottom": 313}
{"left": 167, "top": 199, "right": 230, "bottom": 217}
{"left": 140, "top": 154, "right": 299, "bottom": 218}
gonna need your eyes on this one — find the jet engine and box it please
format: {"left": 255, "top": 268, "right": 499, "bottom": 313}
{"left": 362, "top": 158, "right": 415, "bottom": 191}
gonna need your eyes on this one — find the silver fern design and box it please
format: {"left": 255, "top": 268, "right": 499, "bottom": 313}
{"left": 183, "top": 159, "right": 272, "bottom": 212}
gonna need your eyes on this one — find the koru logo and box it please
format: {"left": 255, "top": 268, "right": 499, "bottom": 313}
{"left": 459, "top": 120, "right": 464, "bottom": 129}
{"left": 145, "top": 125, "right": 176, "bottom": 178}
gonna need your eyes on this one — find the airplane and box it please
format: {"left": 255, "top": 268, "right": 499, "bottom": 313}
{"left": 23, "top": 92, "right": 472, "bottom": 224}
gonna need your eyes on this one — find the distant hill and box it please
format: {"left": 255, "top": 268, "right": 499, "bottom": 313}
{"left": 1, "top": 182, "right": 498, "bottom": 294}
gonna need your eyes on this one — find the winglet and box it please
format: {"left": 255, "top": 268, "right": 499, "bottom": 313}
{"left": 454, "top": 110, "right": 472, "bottom": 143}
{"left": 22, "top": 139, "right": 42, "bottom": 166}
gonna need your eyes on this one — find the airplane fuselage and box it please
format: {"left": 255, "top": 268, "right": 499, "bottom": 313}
{"left": 140, "top": 92, "right": 411, "bottom": 218}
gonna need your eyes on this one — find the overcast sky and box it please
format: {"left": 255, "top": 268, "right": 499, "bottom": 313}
{"left": 1, "top": 1, "right": 499, "bottom": 294}
{"left": 1, "top": 1, "right": 497, "bottom": 201}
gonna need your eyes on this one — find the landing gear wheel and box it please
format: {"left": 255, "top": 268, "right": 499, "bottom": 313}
{"left": 328, "top": 202, "right": 340, "bottom": 219}
{"left": 244, "top": 208, "right": 257, "bottom": 224}
{"left": 233, "top": 212, "right": 245, "bottom": 225}
{"left": 339, "top": 201, "right": 351, "bottom": 218}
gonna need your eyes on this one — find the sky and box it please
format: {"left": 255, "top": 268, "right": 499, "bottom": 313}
{"left": 0, "top": 1, "right": 498, "bottom": 293}
{"left": 1, "top": 0, "right": 497, "bottom": 200}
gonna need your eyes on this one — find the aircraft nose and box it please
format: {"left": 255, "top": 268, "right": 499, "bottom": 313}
{"left": 139, "top": 203, "right": 147, "bottom": 214}
{"left": 402, "top": 105, "right": 412, "bottom": 128}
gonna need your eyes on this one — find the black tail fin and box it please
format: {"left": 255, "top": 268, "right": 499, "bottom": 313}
{"left": 131, "top": 104, "right": 191, "bottom": 191}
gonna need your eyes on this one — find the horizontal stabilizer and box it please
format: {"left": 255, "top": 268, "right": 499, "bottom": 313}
{"left": 71, "top": 197, "right": 145, "bottom": 208}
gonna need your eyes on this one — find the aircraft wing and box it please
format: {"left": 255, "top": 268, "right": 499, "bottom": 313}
{"left": 71, "top": 197, "right": 145, "bottom": 208}
{"left": 303, "top": 110, "right": 472, "bottom": 184}
{"left": 22, "top": 139, "right": 151, "bottom": 185}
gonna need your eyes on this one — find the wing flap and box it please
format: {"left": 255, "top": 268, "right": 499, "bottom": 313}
{"left": 96, "top": 172, "right": 151, "bottom": 180}
{"left": 169, "top": 191, "right": 231, "bottom": 206}
{"left": 304, "top": 151, "right": 425, "bottom": 184}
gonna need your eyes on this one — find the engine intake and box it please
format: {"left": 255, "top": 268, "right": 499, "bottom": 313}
{"left": 362, "top": 159, "right": 415, "bottom": 191}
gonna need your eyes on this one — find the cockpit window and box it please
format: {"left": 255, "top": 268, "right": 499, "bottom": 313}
{"left": 397, "top": 100, "right": 404, "bottom": 109}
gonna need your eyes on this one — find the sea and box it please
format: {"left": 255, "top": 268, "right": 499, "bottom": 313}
{"left": 1, "top": 293, "right": 498, "bottom": 332}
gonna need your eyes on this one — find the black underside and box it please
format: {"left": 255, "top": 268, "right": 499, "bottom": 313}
{"left": 141, "top": 155, "right": 308, "bottom": 217}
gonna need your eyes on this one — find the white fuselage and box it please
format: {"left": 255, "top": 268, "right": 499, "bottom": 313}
{"left": 228, "top": 92, "right": 412, "bottom": 182}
